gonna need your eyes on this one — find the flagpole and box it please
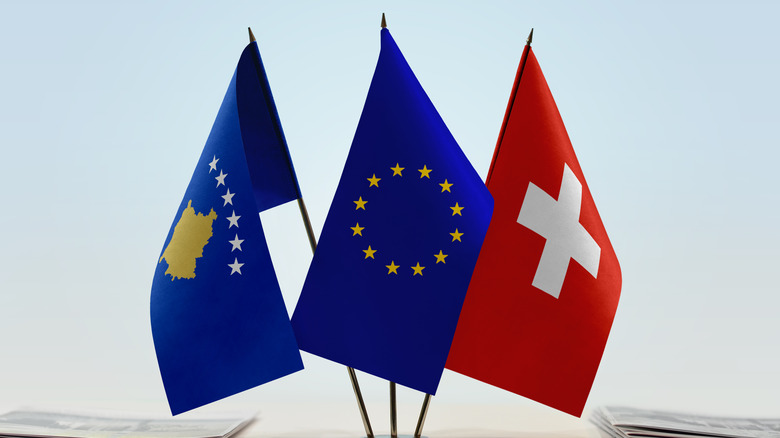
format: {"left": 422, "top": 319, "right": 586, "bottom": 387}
{"left": 413, "top": 393, "right": 431, "bottom": 438}
{"left": 248, "top": 26, "right": 374, "bottom": 438}
{"left": 383, "top": 15, "right": 398, "bottom": 438}
{"left": 380, "top": 13, "right": 432, "bottom": 438}
{"left": 296, "top": 198, "right": 317, "bottom": 252}
{"left": 390, "top": 381, "right": 398, "bottom": 438}
{"left": 348, "top": 366, "right": 375, "bottom": 438}
{"left": 486, "top": 27, "right": 534, "bottom": 185}
{"left": 296, "top": 201, "right": 374, "bottom": 438}
{"left": 293, "top": 192, "right": 374, "bottom": 438}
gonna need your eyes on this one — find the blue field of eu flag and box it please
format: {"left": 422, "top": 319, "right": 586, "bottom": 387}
{"left": 291, "top": 27, "right": 493, "bottom": 395}
{"left": 151, "top": 38, "right": 303, "bottom": 415}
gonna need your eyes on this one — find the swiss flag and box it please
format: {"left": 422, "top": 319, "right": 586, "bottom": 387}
{"left": 446, "top": 42, "right": 621, "bottom": 417}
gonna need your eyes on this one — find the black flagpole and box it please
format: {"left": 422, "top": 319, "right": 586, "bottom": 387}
{"left": 413, "top": 393, "right": 431, "bottom": 438}
{"left": 381, "top": 14, "right": 401, "bottom": 438}
{"left": 390, "top": 381, "right": 398, "bottom": 438}
{"left": 486, "top": 27, "right": 534, "bottom": 185}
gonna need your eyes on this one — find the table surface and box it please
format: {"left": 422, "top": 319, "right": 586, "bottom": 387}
{"left": 238, "top": 402, "right": 602, "bottom": 438}
{"left": 0, "top": 402, "right": 603, "bottom": 438}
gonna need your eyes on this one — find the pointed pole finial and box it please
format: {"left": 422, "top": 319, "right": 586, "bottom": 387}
{"left": 248, "top": 27, "right": 256, "bottom": 43}
{"left": 381, "top": 13, "right": 387, "bottom": 28}
{"left": 526, "top": 28, "right": 534, "bottom": 46}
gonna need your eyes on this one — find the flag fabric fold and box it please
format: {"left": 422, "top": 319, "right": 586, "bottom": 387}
{"left": 151, "top": 41, "right": 303, "bottom": 415}
{"left": 446, "top": 44, "right": 622, "bottom": 417}
{"left": 291, "top": 28, "right": 493, "bottom": 395}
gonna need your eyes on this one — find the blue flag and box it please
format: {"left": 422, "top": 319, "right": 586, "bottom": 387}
{"left": 291, "top": 28, "right": 493, "bottom": 395}
{"left": 151, "top": 41, "right": 303, "bottom": 415}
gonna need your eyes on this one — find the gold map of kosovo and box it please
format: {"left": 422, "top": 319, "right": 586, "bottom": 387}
{"left": 159, "top": 200, "right": 218, "bottom": 280}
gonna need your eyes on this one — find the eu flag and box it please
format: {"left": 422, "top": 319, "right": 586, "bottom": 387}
{"left": 291, "top": 28, "right": 493, "bottom": 395}
{"left": 151, "top": 39, "right": 303, "bottom": 415}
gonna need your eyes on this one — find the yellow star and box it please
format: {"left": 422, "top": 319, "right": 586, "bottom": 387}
{"left": 434, "top": 250, "right": 448, "bottom": 264}
{"left": 450, "top": 202, "right": 464, "bottom": 216}
{"left": 439, "top": 179, "right": 453, "bottom": 192}
{"left": 391, "top": 163, "right": 404, "bottom": 176}
{"left": 367, "top": 174, "right": 381, "bottom": 187}
{"left": 418, "top": 165, "right": 432, "bottom": 179}
{"left": 363, "top": 245, "right": 377, "bottom": 259}
{"left": 351, "top": 223, "right": 364, "bottom": 236}
{"left": 411, "top": 262, "right": 425, "bottom": 276}
{"left": 386, "top": 261, "right": 399, "bottom": 274}
{"left": 450, "top": 229, "right": 464, "bottom": 242}
{"left": 354, "top": 196, "right": 367, "bottom": 210}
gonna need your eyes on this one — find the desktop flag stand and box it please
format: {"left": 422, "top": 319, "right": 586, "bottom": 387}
{"left": 151, "top": 15, "right": 621, "bottom": 437}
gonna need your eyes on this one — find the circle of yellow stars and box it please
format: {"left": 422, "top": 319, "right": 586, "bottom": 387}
{"left": 350, "top": 162, "right": 465, "bottom": 277}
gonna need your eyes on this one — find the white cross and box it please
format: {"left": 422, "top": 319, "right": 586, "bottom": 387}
{"left": 516, "top": 163, "right": 600, "bottom": 299}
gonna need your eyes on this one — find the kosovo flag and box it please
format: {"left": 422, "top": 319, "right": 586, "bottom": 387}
{"left": 291, "top": 27, "right": 493, "bottom": 395}
{"left": 151, "top": 39, "right": 303, "bottom": 415}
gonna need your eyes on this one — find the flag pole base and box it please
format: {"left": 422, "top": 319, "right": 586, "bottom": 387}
{"left": 365, "top": 435, "right": 428, "bottom": 438}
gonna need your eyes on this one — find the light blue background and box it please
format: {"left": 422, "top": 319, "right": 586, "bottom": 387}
{"left": 1, "top": 0, "right": 778, "bottom": 419}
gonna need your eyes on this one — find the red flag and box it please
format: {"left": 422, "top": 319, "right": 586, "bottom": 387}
{"left": 446, "top": 43, "right": 621, "bottom": 417}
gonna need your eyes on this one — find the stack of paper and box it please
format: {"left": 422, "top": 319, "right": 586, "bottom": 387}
{"left": 0, "top": 410, "right": 253, "bottom": 438}
{"left": 591, "top": 406, "right": 780, "bottom": 438}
